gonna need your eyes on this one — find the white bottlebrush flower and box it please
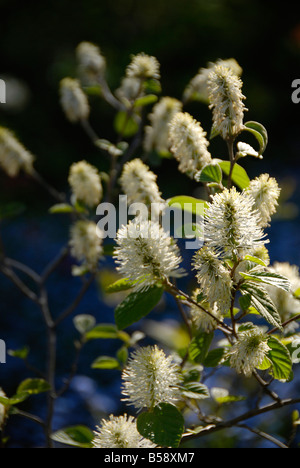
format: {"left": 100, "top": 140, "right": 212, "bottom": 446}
{"left": 114, "top": 218, "right": 184, "bottom": 289}
{"left": 265, "top": 262, "right": 300, "bottom": 333}
{"left": 0, "top": 127, "right": 34, "bottom": 177}
{"left": 208, "top": 64, "right": 247, "bottom": 140}
{"left": 229, "top": 326, "right": 270, "bottom": 377}
{"left": 119, "top": 158, "right": 163, "bottom": 207}
{"left": 169, "top": 112, "right": 212, "bottom": 179}
{"left": 115, "top": 77, "right": 144, "bottom": 106}
{"left": 119, "top": 158, "right": 162, "bottom": 204}
{"left": 60, "top": 78, "right": 90, "bottom": 123}
{"left": 76, "top": 41, "right": 106, "bottom": 78}
{"left": 92, "top": 414, "right": 155, "bottom": 448}
{"left": 0, "top": 388, "right": 7, "bottom": 430}
{"left": 69, "top": 160, "right": 102, "bottom": 207}
{"left": 70, "top": 220, "right": 103, "bottom": 270}
{"left": 183, "top": 58, "right": 242, "bottom": 103}
{"left": 122, "top": 345, "right": 182, "bottom": 411}
{"left": 126, "top": 53, "right": 160, "bottom": 80}
{"left": 192, "top": 247, "right": 232, "bottom": 315}
{"left": 245, "top": 174, "right": 281, "bottom": 227}
{"left": 144, "top": 97, "right": 183, "bottom": 154}
{"left": 204, "top": 187, "right": 267, "bottom": 258}
{"left": 190, "top": 289, "right": 223, "bottom": 333}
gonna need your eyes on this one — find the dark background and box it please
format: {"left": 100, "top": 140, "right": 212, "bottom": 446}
{"left": 0, "top": 0, "right": 300, "bottom": 448}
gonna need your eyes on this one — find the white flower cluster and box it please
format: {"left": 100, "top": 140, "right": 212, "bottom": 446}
{"left": 190, "top": 289, "right": 223, "bottom": 333}
{"left": 92, "top": 414, "right": 155, "bottom": 448}
{"left": 193, "top": 247, "right": 232, "bottom": 315}
{"left": 245, "top": 174, "right": 281, "bottom": 227}
{"left": 204, "top": 187, "right": 267, "bottom": 258}
{"left": 229, "top": 326, "right": 270, "bottom": 377}
{"left": 126, "top": 53, "right": 160, "bottom": 80}
{"left": 144, "top": 97, "right": 182, "bottom": 154}
{"left": 114, "top": 218, "right": 184, "bottom": 289}
{"left": 0, "top": 127, "right": 34, "bottom": 177}
{"left": 60, "top": 78, "right": 90, "bottom": 123}
{"left": 184, "top": 58, "right": 242, "bottom": 103}
{"left": 119, "top": 158, "right": 163, "bottom": 206}
{"left": 70, "top": 220, "right": 103, "bottom": 270}
{"left": 169, "top": 112, "right": 212, "bottom": 179}
{"left": 76, "top": 41, "right": 106, "bottom": 79}
{"left": 115, "top": 76, "right": 144, "bottom": 106}
{"left": 208, "top": 64, "right": 247, "bottom": 140}
{"left": 68, "top": 160, "right": 102, "bottom": 207}
{"left": 122, "top": 345, "right": 182, "bottom": 411}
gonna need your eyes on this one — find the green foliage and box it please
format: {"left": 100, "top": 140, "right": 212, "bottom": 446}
{"left": 114, "top": 285, "right": 164, "bottom": 330}
{"left": 137, "top": 403, "right": 184, "bottom": 448}
{"left": 51, "top": 426, "right": 94, "bottom": 448}
{"left": 242, "top": 121, "right": 268, "bottom": 156}
{"left": 267, "top": 337, "right": 293, "bottom": 381}
{"left": 219, "top": 161, "right": 250, "bottom": 189}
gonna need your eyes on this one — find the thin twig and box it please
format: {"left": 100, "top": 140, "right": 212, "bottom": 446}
{"left": 237, "top": 423, "right": 288, "bottom": 449}
{"left": 183, "top": 397, "right": 300, "bottom": 443}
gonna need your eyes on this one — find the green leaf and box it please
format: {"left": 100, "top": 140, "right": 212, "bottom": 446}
{"left": 49, "top": 203, "right": 74, "bottom": 214}
{"left": 257, "top": 355, "right": 273, "bottom": 371}
{"left": 240, "top": 282, "right": 282, "bottom": 329}
{"left": 0, "top": 202, "right": 26, "bottom": 220}
{"left": 144, "top": 79, "right": 162, "bottom": 94}
{"left": 203, "top": 348, "right": 226, "bottom": 367}
{"left": 105, "top": 278, "right": 137, "bottom": 294}
{"left": 294, "top": 288, "right": 300, "bottom": 298}
{"left": 239, "top": 294, "right": 252, "bottom": 311}
{"left": 219, "top": 161, "right": 250, "bottom": 189}
{"left": 51, "top": 426, "right": 94, "bottom": 448}
{"left": 114, "top": 285, "right": 164, "bottom": 330}
{"left": 134, "top": 94, "right": 158, "bottom": 108}
{"left": 214, "top": 394, "right": 246, "bottom": 405}
{"left": 189, "top": 332, "right": 213, "bottom": 364}
{"left": 181, "top": 382, "right": 210, "bottom": 400}
{"left": 91, "top": 356, "right": 120, "bottom": 370}
{"left": 244, "top": 255, "right": 267, "bottom": 267}
{"left": 8, "top": 346, "right": 29, "bottom": 360}
{"left": 114, "top": 111, "right": 139, "bottom": 138}
{"left": 267, "top": 336, "right": 293, "bottom": 381}
{"left": 73, "top": 314, "right": 96, "bottom": 335}
{"left": 243, "top": 121, "right": 268, "bottom": 156}
{"left": 17, "top": 379, "right": 51, "bottom": 395}
{"left": 196, "top": 163, "right": 222, "bottom": 184}
{"left": 116, "top": 346, "right": 129, "bottom": 365}
{"left": 0, "top": 392, "right": 30, "bottom": 406}
{"left": 167, "top": 196, "right": 208, "bottom": 217}
{"left": 240, "top": 271, "right": 290, "bottom": 292}
{"left": 85, "top": 324, "right": 119, "bottom": 340}
{"left": 137, "top": 403, "right": 184, "bottom": 448}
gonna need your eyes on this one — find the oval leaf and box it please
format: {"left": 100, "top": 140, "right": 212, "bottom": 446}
{"left": 219, "top": 161, "right": 250, "bottom": 189}
{"left": 137, "top": 403, "right": 184, "bottom": 448}
{"left": 267, "top": 336, "right": 293, "bottom": 381}
{"left": 115, "top": 285, "right": 164, "bottom": 330}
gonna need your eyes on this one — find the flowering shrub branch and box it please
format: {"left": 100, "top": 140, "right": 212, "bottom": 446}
{"left": 0, "top": 42, "right": 300, "bottom": 449}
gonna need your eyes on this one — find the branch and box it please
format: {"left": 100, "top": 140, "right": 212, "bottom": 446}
{"left": 237, "top": 423, "right": 288, "bottom": 449}
{"left": 0, "top": 264, "right": 39, "bottom": 303}
{"left": 183, "top": 397, "right": 300, "bottom": 443}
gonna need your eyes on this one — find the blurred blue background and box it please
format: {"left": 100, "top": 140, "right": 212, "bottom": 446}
{"left": 1, "top": 0, "right": 300, "bottom": 448}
